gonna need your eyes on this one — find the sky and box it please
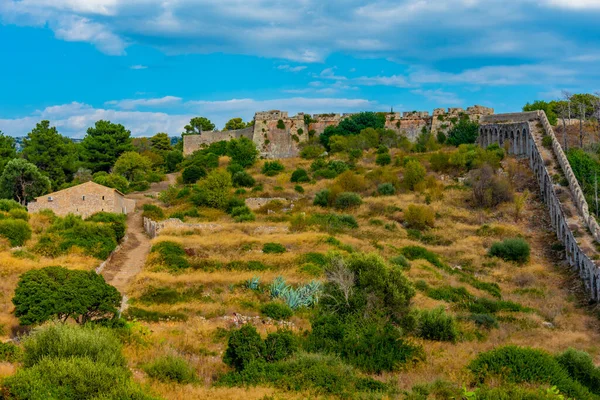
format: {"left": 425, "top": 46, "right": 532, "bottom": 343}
{"left": 1, "top": 0, "right": 600, "bottom": 138}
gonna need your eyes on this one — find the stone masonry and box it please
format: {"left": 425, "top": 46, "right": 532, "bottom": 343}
{"left": 27, "top": 181, "right": 136, "bottom": 218}
{"left": 184, "top": 105, "right": 494, "bottom": 158}
{"left": 479, "top": 111, "right": 600, "bottom": 301}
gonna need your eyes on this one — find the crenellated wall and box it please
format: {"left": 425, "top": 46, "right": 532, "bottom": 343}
{"left": 479, "top": 111, "right": 600, "bottom": 301}
{"left": 184, "top": 105, "right": 494, "bottom": 158}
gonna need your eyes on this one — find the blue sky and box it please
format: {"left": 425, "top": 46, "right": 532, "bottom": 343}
{"left": 1, "top": 0, "right": 599, "bottom": 137}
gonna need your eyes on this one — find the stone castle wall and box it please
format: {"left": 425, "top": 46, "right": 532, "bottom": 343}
{"left": 479, "top": 111, "right": 600, "bottom": 300}
{"left": 184, "top": 105, "right": 494, "bottom": 158}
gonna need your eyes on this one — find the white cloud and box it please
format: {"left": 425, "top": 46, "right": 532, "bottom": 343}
{"left": 542, "top": 0, "right": 600, "bottom": 9}
{"left": 0, "top": 96, "right": 379, "bottom": 138}
{"left": 105, "top": 96, "right": 182, "bottom": 110}
{"left": 354, "top": 74, "right": 411, "bottom": 88}
{"left": 130, "top": 64, "right": 148, "bottom": 70}
{"left": 277, "top": 64, "right": 307, "bottom": 72}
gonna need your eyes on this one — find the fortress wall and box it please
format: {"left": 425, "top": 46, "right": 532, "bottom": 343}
{"left": 183, "top": 126, "right": 254, "bottom": 156}
{"left": 479, "top": 113, "right": 600, "bottom": 300}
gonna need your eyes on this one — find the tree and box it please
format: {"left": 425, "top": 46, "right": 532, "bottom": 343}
{"left": 183, "top": 117, "right": 215, "bottom": 135}
{"left": 93, "top": 172, "right": 129, "bottom": 193}
{"left": 0, "top": 131, "right": 17, "bottom": 173}
{"left": 447, "top": 119, "right": 479, "bottom": 146}
{"left": 113, "top": 152, "right": 152, "bottom": 182}
{"left": 192, "top": 169, "right": 232, "bottom": 209}
{"left": 12, "top": 266, "right": 121, "bottom": 326}
{"left": 226, "top": 137, "right": 259, "bottom": 168}
{"left": 403, "top": 160, "right": 426, "bottom": 190}
{"left": 224, "top": 118, "right": 250, "bottom": 131}
{"left": 22, "top": 121, "right": 77, "bottom": 189}
{"left": 165, "top": 150, "right": 184, "bottom": 173}
{"left": 319, "top": 112, "right": 386, "bottom": 149}
{"left": 150, "top": 133, "right": 172, "bottom": 153}
{"left": 81, "top": 120, "right": 134, "bottom": 173}
{"left": 0, "top": 159, "right": 51, "bottom": 205}
{"left": 523, "top": 100, "right": 558, "bottom": 125}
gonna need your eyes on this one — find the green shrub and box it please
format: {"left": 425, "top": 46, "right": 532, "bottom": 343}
{"left": 2, "top": 357, "right": 151, "bottom": 400}
{"left": 377, "top": 183, "right": 396, "bottom": 196}
{"left": 309, "top": 213, "right": 358, "bottom": 232}
{"left": 9, "top": 208, "right": 29, "bottom": 221}
{"left": 294, "top": 185, "right": 304, "bottom": 193}
{"left": 0, "top": 341, "right": 21, "bottom": 362}
{"left": 263, "top": 242, "right": 287, "bottom": 254}
{"left": 227, "top": 137, "right": 259, "bottom": 168}
{"left": 138, "top": 286, "right": 182, "bottom": 304}
{"left": 375, "top": 153, "right": 392, "bottom": 166}
{"left": 277, "top": 119, "right": 286, "bottom": 130}
{"left": 262, "top": 161, "right": 285, "bottom": 176}
{"left": 123, "top": 306, "right": 187, "bottom": 322}
{"left": 389, "top": 254, "right": 410, "bottom": 269}
{"left": 142, "top": 204, "right": 165, "bottom": 220}
{"left": 300, "top": 145, "right": 324, "bottom": 159}
{"left": 447, "top": 119, "right": 479, "bottom": 146}
{"left": 151, "top": 241, "right": 190, "bottom": 270}
{"left": 469, "top": 346, "right": 595, "bottom": 400}
{"left": 313, "top": 189, "right": 333, "bottom": 207}
{"left": 223, "top": 324, "right": 266, "bottom": 371}
{"left": 404, "top": 204, "right": 435, "bottom": 230}
{"left": 21, "top": 324, "right": 125, "bottom": 368}
{"left": 261, "top": 302, "right": 293, "bottom": 320}
{"left": 183, "top": 165, "right": 208, "bottom": 184}
{"left": 86, "top": 212, "right": 126, "bottom": 242}
{"left": 290, "top": 168, "right": 310, "bottom": 183}
{"left": 232, "top": 171, "right": 256, "bottom": 188}
{"left": 0, "top": 199, "right": 25, "bottom": 212}
{"left": 469, "top": 313, "right": 499, "bottom": 329}
{"left": 542, "top": 135, "right": 553, "bottom": 149}
{"left": 192, "top": 169, "right": 232, "bottom": 210}
{"left": 264, "top": 330, "right": 298, "bottom": 362}
{"left": 143, "top": 355, "right": 197, "bottom": 384}
{"left": 0, "top": 218, "right": 31, "bottom": 246}
{"left": 130, "top": 180, "right": 150, "bottom": 192}
{"left": 556, "top": 348, "right": 600, "bottom": 395}
{"left": 489, "top": 238, "right": 530, "bottom": 264}
{"left": 416, "top": 307, "right": 458, "bottom": 342}
{"left": 403, "top": 160, "right": 426, "bottom": 190}
{"left": 334, "top": 192, "right": 362, "bottom": 210}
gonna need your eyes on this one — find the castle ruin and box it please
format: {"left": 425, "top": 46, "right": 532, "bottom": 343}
{"left": 184, "top": 105, "right": 494, "bottom": 158}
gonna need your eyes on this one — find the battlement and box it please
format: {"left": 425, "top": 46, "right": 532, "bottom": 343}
{"left": 255, "top": 110, "right": 289, "bottom": 120}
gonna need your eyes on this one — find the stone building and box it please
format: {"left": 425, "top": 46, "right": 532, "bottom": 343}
{"left": 27, "top": 181, "right": 136, "bottom": 218}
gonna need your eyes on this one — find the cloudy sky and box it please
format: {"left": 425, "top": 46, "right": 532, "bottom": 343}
{"left": 1, "top": 0, "right": 599, "bottom": 137}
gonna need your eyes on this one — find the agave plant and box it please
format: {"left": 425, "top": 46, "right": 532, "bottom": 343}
{"left": 270, "top": 276, "right": 288, "bottom": 299}
{"left": 281, "top": 287, "right": 304, "bottom": 310}
{"left": 246, "top": 276, "right": 261, "bottom": 291}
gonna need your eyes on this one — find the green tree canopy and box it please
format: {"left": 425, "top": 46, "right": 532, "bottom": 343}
{"left": 523, "top": 100, "right": 559, "bottom": 125}
{"left": 12, "top": 266, "right": 121, "bottom": 325}
{"left": 446, "top": 119, "right": 480, "bottom": 146}
{"left": 113, "top": 151, "right": 152, "bottom": 182}
{"left": 150, "top": 132, "right": 172, "bottom": 153}
{"left": 165, "top": 150, "right": 184, "bottom": 173}
{"left": 81, "top": 120, "right": 134, "bottom": 173}
{"left": 0, "top": 158, "right": 51, "bottom": 205}
{"left": 22, "top": 121, "right": 77, "bottom": 189}
{"left": 0, "top": 131, "right": 17, "bottom": 173}
{"left": 320, "top": 112, "right": 386, "bottom": 149}
{"left": 183, "top": 117, "right": 215, "bottom": 135}
{"left": 224, "top": 118, "right": 250, "bottom": 131}
{"left": 226, "top": 137, "right": 259, "bottom": 168}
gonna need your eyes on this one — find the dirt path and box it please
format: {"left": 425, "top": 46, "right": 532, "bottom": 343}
{"left": 99, "top": 173, "right": 178, "bottom": 307}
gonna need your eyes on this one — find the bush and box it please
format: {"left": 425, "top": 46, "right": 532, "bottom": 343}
{"left": 227, "top": 137, "right": 259, "bottom": 168}
{"left": 542, "top": 135, "right": 553, "bottom": 149}
{"left": 129, "top": 180, "right": 150, "bottom": 192}
{"left": 229, "top": 205, "right": 256, "bottom": 222}
{"left": 151, "top": 241, "right": 190, "bottom": 270}
{"left": 0, "top": 218, "right": 31, "bottom": 246}
{"left": 389, "top": 254, "right": 410, "bottom": 269}
{"left": 21, "top": 324, "right": 125, "bottom": 368}
{"left": 416, "top": 307, "right": 458, "bottom": 342}
{"left": 294, "top": 185, "right": 304, "bottom": 193}
{"left": 142, "top": 204, "right": 164, "bottom": 220}
{"left": 232, "top": 171, "right": 256, "bottom": 188}
{"left": 469, "top": 346, "right": 595, "bottom": 400}
{"left": 313, "top": 189, "right": 333, "bottom": 207}
{"left": 404, "top": 204, "right": 435, "bottom": 230}
{"left": 290, "top": 168, "right": 310, "bottom": 183}
{"left": 223, "top": 324, "right": 266, "bottom": 371}
{"left": 262, "top": 161, "right": 285, "bottom": 176}
{"left": 309, "top": 213, "right": 358, "bottom": 232}
{"left": 403, "top": 160, "right": 426, "bottom": 190}
{"left": 192, "top": 169, "right": 232, "bottom": 209}
{"left": 556, "top": 348, "right": 600, "bottom": 395}
{"left": 469, "top": 313, "right": 499, "bottom": 329}
{"left": 261, "top": 302, "right": 293, "bottom": 320}
{"left": 9, "top": 208, "right": 29, "bottom": 221}
{"left": 0, "top": 199, "right": 25, "bottom": 212}
{"left": 470, "top": 164, "right": 514, "bottom": 208}
{"left": 264, "top": 331, "right": 298, "bottom": 362}
{"left": 86, "top": 212, "right": 126, "bottom": 242}
{"left": 377, "top": 183, "right": 396, "bottom": 196}
{"left": 334, "top": 192, "right": 362, "bottom": 210}
{"left": 375, "top": 153, "right": 392, "bottom": 166}
{"left": 489, "top": 238, "right": 530, "bottom": 264}
{"left": 300, "top": 145, "right": 324, "bottom": 159}
{"left": 263, "top": 243, "right": 286, "bottom": 254}
{"left": 0, "top": 342, "right": 21, "bottom": 362}
{"left": 143, "top": 355, "right": 197, "bottom": 384}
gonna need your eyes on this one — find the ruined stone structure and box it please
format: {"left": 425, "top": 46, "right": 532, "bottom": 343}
{"left": 184, "top": 105, "right": 494, "bottom": 158}
{"left": 27, "top": 181, "right": 136, "bottom": 218}
{"left": 479, "top": 111, "right": 600, "bottom": 300}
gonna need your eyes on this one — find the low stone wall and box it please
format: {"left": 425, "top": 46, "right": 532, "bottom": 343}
{"left": 480, "top": 111, "right": 539, "bottom": 124}
{"left": 143, "top": 217, "right": 223, "bottom": 238}
{"left": 479, "top": 112, "right": 600, "bottom": 300}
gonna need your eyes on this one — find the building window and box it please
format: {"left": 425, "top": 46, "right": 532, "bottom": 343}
{"left": 47, "top": 196, "right": 53, "bottom": 202}
{"left": 82, "top": 195, "right": 85, "bottom": 200}
{"left": 102, "top": 196, "right": 105, "bottom": 200}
